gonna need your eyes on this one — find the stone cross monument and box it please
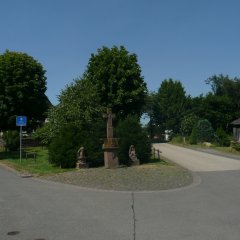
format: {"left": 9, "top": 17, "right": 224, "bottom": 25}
{"left": 102, "top": 108, "right": 119, "bottom": 168}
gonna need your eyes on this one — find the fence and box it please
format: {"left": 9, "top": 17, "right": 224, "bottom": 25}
{"left": 152, "top": 147, "right": 162, "bottom": 160}
{"left": 0, "top": 138, "right": 5, "bottom": 151}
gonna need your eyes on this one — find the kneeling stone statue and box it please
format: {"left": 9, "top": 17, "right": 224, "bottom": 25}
{"left": 129, "top": 145, "right": 140, "bottom": 166}
{"left": 76, "top": 147, "right": 88, "bottom": 169}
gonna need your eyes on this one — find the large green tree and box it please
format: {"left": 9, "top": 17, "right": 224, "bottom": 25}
{"left": 39, "top": 77, "right": 104, "bottom": 144}
{"left": 180, "top": 113, "right": 199, "bottom": 137}
{"left": 39, "top": 46, "right": 150, "bottom": 167}
{"left": 0, "top": 50, "right": 49, "bottom": 130}
{"left": 205, "top": 74, "right": 240, "bottom": 119}
{"left": 202, "top": 93, "right": 233, "bottom": 131}
{"left": 39, "top": 46, "right": 148, "bottom": 144}
{"left": 152, "top": 79, "right": 187, "bottom": 134}
{"left": 84, "top": 46, "right": 147, "bottom": 119}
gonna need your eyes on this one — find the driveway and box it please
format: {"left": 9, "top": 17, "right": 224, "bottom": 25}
{"left": 1, "top": 144, "right": 240, "bottom": 240}
{"left": 153, "top": 143, "right": 240, "bottom": 172}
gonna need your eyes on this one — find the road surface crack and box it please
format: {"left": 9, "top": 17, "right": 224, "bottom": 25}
{"left": 131, "top": 192, "right": 136, "bottom": 240}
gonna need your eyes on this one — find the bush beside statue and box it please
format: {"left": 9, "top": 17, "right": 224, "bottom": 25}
{"left": 115, "top": 115, "right": 151, "bottom": 166}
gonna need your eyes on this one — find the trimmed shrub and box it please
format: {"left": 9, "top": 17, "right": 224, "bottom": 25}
{"left": 196, "top": 119, "right": 214, "bottom": 143}
{"left": 215, "top": 127, "right": 230, "bottom": 146}
{"left": 48, "top": 124, "right": 81, "bottom": 168}
{"left": 3, "top": 130, "right": 19, "bottom": 151}
{"left": 231, "top": 141, "right": 240, "bottom": 151}
{"left": 115, "top": 115, "right": 151, "bottom": 165}
{"left": 180, "top": 113, "right": 199, "bottom": 137}
{"left": 189, "top": 125, "right": 198, "bottom": 145}
{"left": 48, "top": 122, "right": 104, "bottom": 168}
{"left": 33, "top": 124, "right": 52, "bottom": 146}
{"left": 171, "top": 135, "right": 184, "bottom": 144}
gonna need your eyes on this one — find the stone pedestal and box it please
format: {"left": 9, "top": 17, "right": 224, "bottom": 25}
{"left": 102, "top": 138, "right": 119, "bottom": 168}
{"left": 129, "top": 145, "right": 140, "bottom": 166}
{"left": 103, "top": 148, "right": 119, "bottom": 168}
{"left": 102, "top": 108, "right": 119, "bottom": 168}
{"left": 131, "top": 159, "right": 140, "bottom": 166}
{"left": 76, "top": 146, "right": 88, "bottom": 169}
{"left": 76, "top": 161, "right": 88, "bottom": 169}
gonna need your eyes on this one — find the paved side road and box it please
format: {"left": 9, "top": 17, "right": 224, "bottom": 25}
{"left": 153, "top": 143, "right": 240, "bottom": 172}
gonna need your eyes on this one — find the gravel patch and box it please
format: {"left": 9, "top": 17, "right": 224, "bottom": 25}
{"left": 41, "top": 164, "right": 193, "bottom": 191}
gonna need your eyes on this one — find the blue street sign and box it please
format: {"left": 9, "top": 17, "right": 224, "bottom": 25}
{"left": 16, "top": 116, "right": 27, "bottom": 126}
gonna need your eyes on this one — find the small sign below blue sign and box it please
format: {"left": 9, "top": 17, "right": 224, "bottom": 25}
{"left": 16, "top": 116, "right": 27, "bottom": 126}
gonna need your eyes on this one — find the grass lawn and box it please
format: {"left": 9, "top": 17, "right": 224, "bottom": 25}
{"left": 0, "top": 147, "right": 75, "bottom": 175}
{"left": 0, "top": 146, "right": 193, "bottom": 190}
{"left": 212, "top": 146, "right": 240, "bottom": 155}
{"left": 170, "top": 141, "right": 240, "bottom": 156}
{"left": 0, "top": 146, "right": 172, "bottom": 175}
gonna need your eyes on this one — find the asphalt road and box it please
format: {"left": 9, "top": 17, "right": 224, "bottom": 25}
{"left": 153, "top": 143, "right": 240, "bottom": 172}
{"left": 1, "top": 144, "right": 240, "bottom": 240}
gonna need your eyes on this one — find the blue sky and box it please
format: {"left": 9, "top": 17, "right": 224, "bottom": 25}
{"left": 1, "top": 0, "right": 240, "bottom": 105}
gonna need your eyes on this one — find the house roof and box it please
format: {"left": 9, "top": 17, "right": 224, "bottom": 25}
{"left": 231, "top": 118, "right": 240, "bottom": 125}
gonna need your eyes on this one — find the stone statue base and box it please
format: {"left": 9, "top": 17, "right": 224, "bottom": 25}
{"left": 129, "top": 145, "right": 140, "bottom": 166}
{"left": 103, "top": 148, "right": 119, "bottom": 168}
{"left": 131, "top": 160, "right": 140, "bottom": 166}
{"left": 76, "top": 161, "right": 88, "bottom": 169}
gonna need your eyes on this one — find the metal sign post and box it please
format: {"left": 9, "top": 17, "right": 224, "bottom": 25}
{"left": 16, "top": 116, "right": 27, "bottom": 163}
{"left": 20, "top": 125, "right": 22, "bottom": 163}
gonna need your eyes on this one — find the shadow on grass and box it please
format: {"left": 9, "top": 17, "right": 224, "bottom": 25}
{"left": 148, "top": 157, "right": 170, "bottom": 165}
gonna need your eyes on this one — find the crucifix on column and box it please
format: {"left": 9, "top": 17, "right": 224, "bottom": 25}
{"left": 103, "top": 108, "right": 115, "bottom": 139}
{"left": 102, "top": 108, "right": 119, "bottom": 168}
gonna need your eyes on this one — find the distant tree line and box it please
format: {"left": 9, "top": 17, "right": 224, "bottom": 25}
{"left": 146, "top": 74, "right": 240, "bottom": 145}
{"left": 1, "top": 46, "right": 240, "bottom": 166}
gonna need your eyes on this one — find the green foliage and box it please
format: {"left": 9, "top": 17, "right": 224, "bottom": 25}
{"left": 189, "top": 125, "right": 198, "bottom": 145}
{"left": 3, "top": 130, "right": 19, "bottom": 151}
{"left": 44, "top": 78, "right": 103, "bottom": 143}
{"left": 48, "top": 124, "right": 80, "bottom": 168}
{"left": 189, "top": 95, "right": 205, "bottom": 119}
{"left": 206, "top": 74, "right": 240, "bottom": 100}
{"left": 0, "top": 50, "right": 49, "bottom": 130}
{"left": 152, "top": 79, "right": 186, "bottom": 134}
{"left": 33, "top": 124, "right": 52, "bottom": 146}
{"left": 84, "top": 46, "right": 147, "bottom": 119}
{"left": 231, "top": 141, "right": 240, "bottom": 151}
{"left": 41, "top": 44, "right": 151, "bottom": 168}
{"left": 115, "top": 115, "right": 151, "bottom": 165}
{"left": 205, "top": 74, "right": 240, "bottom": 125}
{"left": 48, "top": 121, "right": 104, "bottom": 168}
{"left": 144, "top": 92, "right": 159, "bottom": 138}
{"left": 196, "top": 119, "right": 214, "bottom": 143}
{"left": 0, "top": 147, "right": 73, "bottom": 175}
{"left": 44, "top": 45, "right": 148, "bottom": 156}
{"left": 171, "top": 135, "right": 184, "bottom": 144}
{"left": 215, "top": 127, "right": 230, "bottom": 147}
{"left": 189, "top": 119, "right": 215, "bottom": 145}
{"left": 180, "top": 113, "right": 199, "bottom": 137}
{"left": 189, "top": 74, "right": 240, "bottom": 132}
{"left": 202, "top": 93, "right": 233, "bottom": 131}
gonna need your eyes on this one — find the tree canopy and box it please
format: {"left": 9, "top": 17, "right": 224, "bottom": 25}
{"left": 43, "top": 46, "right": 148, "bottom": 143}
{"left": 84, "top": 46, "right": 147, "bottom": 119}
{"left": 151, "top": 79, "right": 187, "bottom": 134}
{"left": 0, "top": 50, "right": 49, "bottom": 130}
{"left": 205, "top": 74, "right": 240, "bottom": 119}
{"left": 43, "top": 77, "right": 104, "bottom": 143}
